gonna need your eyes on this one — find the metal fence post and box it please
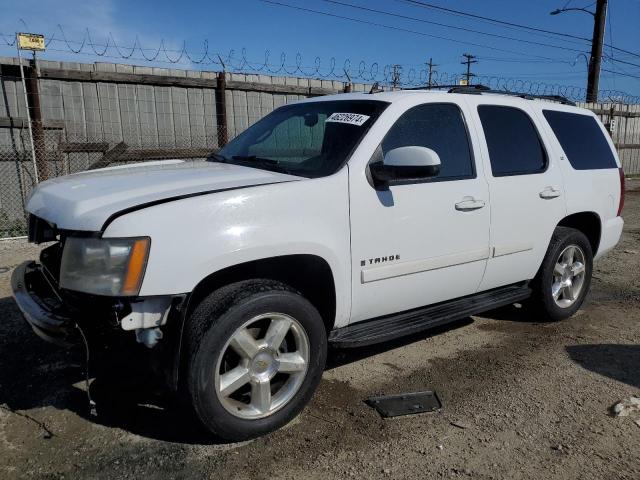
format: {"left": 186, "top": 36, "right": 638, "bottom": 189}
{"left": 15, "top": 36, "right": 39, "bottom": 184}
{"left": 216, "top": 71, "right": 228, "bottom": 147}
{"left": 26, "top": 57, "right": 48, "bottom": 181}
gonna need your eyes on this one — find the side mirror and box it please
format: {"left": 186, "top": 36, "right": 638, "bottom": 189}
{"left": 370, "top": 146, "right": 441, "bottom": 188}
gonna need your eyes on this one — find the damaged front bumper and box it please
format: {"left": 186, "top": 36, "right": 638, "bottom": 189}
{"left": 11, "top": 261, "right": 186, "bottom": 347}
{"left": 11, "top": 261, "right": 77, "bottom": 346}
{"left": 12, "top": 255, "right": 190, "bottom": 390}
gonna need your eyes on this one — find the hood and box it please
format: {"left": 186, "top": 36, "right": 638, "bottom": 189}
{"left": 26, "top": 159, "right": 300, "bottom": 232}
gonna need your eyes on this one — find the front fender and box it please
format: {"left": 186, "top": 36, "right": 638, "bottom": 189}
{"left": 102, "top": 168, "right": 352, "bottom": 326}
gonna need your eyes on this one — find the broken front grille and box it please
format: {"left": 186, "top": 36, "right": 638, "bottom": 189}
{"left": 28, "top": 214, "right": 58, "bottom": 244}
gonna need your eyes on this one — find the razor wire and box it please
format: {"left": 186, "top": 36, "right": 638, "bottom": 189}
{"left": 1, "top": 27, "right": 639, "bottom": 103}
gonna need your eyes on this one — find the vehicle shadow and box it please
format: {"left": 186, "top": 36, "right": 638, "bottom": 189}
{"left": 85, "top": 373, "right": 217, "bottom": 445}
{"left": 475, "top": 303, "right": 546, "bottom": 323}
{"left": 566, "top": 344, "right": 640, "bottom": 389}
{"left": 0, "top": 293, "right": 480, "bottom": 445}
{"left": 326, "top": 301, "right": 556, "bottom": 370}
{"left": 0, "top": 295, "right": 219, "bottom": 445}
{"left": 327, "top": 317, "right": 474, "bottom": 369}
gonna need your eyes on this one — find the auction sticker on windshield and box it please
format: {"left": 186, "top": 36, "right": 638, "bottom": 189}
{"left": 326, "top": 112, "right": 370, "bottom": 126}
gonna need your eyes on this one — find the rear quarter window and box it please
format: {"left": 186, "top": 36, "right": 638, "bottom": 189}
{"left": 542, "top": 110, "right": 617, "bottom": 170}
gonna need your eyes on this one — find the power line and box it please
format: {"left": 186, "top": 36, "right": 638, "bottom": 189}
{"left": 319, "top": 0, "right": 589, "bottom": 54}
{"left": 477, "top": 56, "right": 575, "bottom": 64}
{"left": 601, "top": 1, "right": 640, "bottom": 74}
{"left": 601, "top": 68, "right": 640, "bottom": 79}
{"left": 397, "top": 0, "right": 640, "bottom": 60}
{"left": 605, "top": 56, "right": 640, "bottom": 69}
{"left": 396, "top": 0, "right": 592, "bottom": 42}
{"left": 259, "top": 0, "right": 578, "bottom": 63}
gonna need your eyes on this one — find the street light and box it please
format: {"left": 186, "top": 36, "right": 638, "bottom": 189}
{"left": 550, "top": 0, "right": 607, "bottom": 102}
{"left": 550, "top": 7, "right": 595, "bottom": 16}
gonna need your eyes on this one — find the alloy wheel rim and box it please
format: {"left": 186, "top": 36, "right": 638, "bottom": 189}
{"left": 551, "top": 245, "right": 586, "bottom": 308}
{"left": 214, "top": 313, "right": 310, "bottom": 420}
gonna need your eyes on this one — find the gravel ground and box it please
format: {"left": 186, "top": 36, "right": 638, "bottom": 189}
{"left": 1, "top": 180, "right": 639, "bottom": 480}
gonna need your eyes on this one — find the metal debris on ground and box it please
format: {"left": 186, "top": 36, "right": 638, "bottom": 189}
{"left": 611, "top": 396, "right": 640, "bottom": 417}
{"left": 365, "top": 391, "right": 441, "bottom": 418}
{"left": 450, "top": 420, "right": 471, "bottom": 429}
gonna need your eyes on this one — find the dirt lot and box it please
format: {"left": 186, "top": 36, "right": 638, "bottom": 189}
{"left": 1, "top": 180, "right": 639, "bottom": 480}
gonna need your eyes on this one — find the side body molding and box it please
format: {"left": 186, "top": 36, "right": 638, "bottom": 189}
{"left": 361, "top": 248, "right": 491, "bottom": 283}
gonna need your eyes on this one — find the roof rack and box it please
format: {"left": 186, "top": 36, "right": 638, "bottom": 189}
{"left": 403, "top": 84, "right": 576, "bottom": 106}
{"left": 403, "top": 84, "right": 461, "bottom": 91}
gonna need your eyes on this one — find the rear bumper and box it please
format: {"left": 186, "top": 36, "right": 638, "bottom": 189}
{"left": 595, "top": 216, "right": 624, "bottom": 260}
{"left": 10, "top": 261, "right": 76, "bottom": 346}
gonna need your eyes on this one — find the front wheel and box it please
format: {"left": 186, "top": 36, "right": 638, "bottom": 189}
{"left": 185, "top": 280, "right": 327, "bottom": 441}
{"left": 530, "top": 226, "right": 593, "bottom": 321}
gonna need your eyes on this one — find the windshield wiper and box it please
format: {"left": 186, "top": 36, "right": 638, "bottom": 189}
{"left": 208, "top": 152, "right": 228, "bottom": 163}
{"left": 232, "top": 155, "right": 278, "bottom": 164}
{"left": 230, "top": 155, "right": 293, "bottom": 174}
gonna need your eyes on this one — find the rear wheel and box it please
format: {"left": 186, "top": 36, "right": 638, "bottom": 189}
{"left": 185, "top": 280, "right": 327, "bottom": 441}
{"left": 530, "top": 226, "right": 593, "bottom": 321}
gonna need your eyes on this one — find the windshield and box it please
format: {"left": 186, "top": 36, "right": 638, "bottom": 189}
{"left": 212, "top": 100, "right": 388, "bottom": 178}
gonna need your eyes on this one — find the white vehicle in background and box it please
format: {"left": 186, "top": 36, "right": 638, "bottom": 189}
{"left": 12, "top": 85, "right": 624, "bottom": 441}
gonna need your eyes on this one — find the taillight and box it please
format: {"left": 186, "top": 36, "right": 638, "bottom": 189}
{"left": 617, "top": 167, "right": 625, "bottom": 216}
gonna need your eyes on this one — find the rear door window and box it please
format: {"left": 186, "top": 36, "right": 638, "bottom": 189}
{"left": 478, "top": 105, "right": 547, "bottom": 176}
{"left": 542, "top": 110, "right": 617, "bottom": 170}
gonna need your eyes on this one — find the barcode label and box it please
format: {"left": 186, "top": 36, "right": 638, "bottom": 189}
{"left": 326, "top": 112, "right": 370, "bottom": 126}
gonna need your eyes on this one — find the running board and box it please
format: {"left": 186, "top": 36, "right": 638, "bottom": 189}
{"left": 329, "top": 284, "right": 531, "bottom": 348}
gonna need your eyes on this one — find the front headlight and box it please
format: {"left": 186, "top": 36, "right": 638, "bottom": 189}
{"left": 60, "top": 237, "right": 150, "bottom": 296}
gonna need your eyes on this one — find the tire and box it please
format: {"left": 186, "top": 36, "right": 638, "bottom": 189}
{"left": 185, "top": 279, "right": 327, "bottom": 441}
{"left": 530, "top": 226, "right": 593, "bottom": 321}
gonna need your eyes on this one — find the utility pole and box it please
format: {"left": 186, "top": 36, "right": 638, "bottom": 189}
{"left": 550, "top": 0, "right": 607, "bottom": 102}
{"left": 427, "top": 57, "right": 437, "bottom": 88}
{"left": 391, "top": 64, "right": 402, "bottom": 90}
{"left": 587, "top": 0, "right": 607, "bottom": 102}
{"left": 461, "top": 53, "right": 477, "bottom": 85}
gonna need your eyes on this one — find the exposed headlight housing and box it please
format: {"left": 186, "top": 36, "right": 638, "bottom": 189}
{"left": 60, "top": 237, "right": 150, "bottom": 296}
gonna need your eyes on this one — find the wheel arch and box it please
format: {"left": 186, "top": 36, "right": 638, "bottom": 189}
{"left": 557, "top": 211, "right": 602, "bottom": 255}
{"left": 185, "top": 254, "right": 337, "bottom": 333}
{"left": 169, "top": 254, "right": 336, "bottom": 392}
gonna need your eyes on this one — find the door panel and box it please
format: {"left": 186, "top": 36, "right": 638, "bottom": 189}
{"left": 349, "top": 102, "right": 490, "bottom": 324}
{"left": 468, "top": 100, "right": 567, "bottom": 291}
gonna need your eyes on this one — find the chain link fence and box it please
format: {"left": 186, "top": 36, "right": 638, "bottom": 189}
{"left": 0, "top": 64, "right": 229, "bottom": 238}
{"left": 0, "top": 119, "right": 224, "bottom": 238}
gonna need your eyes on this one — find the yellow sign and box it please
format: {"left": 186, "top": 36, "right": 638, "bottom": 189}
{"left": 458, "top": 79, "right": 468, "bottom": 86}
{"left": 17, "top": 33, "right": 46, "bottom": 51}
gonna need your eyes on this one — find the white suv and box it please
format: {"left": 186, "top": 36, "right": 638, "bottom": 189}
{"left": 12, "top": 87, "right": 625, "bottom": 440}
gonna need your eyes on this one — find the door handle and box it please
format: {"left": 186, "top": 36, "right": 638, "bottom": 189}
{"left": 455, "top": 198, "right": 486, "bottom": 211}
{"left": 539, "top": 186, "right": 562, "bottom": 199}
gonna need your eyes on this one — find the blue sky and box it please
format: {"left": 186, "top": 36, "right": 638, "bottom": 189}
{"left": 1, "top": 0, "right": 639, "bottom": 96}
